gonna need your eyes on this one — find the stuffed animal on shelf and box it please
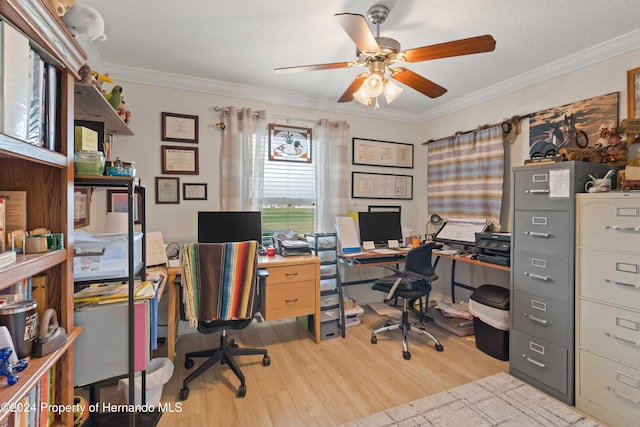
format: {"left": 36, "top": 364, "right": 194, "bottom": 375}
{"left": 47, "top": 0, "right": 75, "bottom": 17}
{"left": 116, "top": 96, "right": 131, "bottom": 125}
{"left": 106, "top": 85, "right": 122, "bottom": 110}
{"left": 61, "top": 2, "right": 107, "bottom": 41}
{"left": 0, "top": 347, "right": 28, "bottom": 386}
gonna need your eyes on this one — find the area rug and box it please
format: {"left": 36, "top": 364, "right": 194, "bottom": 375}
{"left": 341, "top": 372, "right": 600, "bottom": 427}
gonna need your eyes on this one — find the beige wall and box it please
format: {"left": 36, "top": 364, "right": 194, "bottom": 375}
{"left": 85, "top": 46, "right": 640, "bottom": 303}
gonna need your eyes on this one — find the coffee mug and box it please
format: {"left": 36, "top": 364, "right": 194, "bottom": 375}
{"left": 585, "top": 178, "right": 611, "bottom": 193}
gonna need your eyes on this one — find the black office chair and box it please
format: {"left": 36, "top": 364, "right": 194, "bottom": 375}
{"left": 178, "top": 242, "right": 270, "bottom": 400}
{"left": 370, "top": 241, "right": 444, "bottom": 359}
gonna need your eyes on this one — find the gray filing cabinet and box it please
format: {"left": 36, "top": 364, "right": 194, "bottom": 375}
{"left": 510, "top": 161, "right": 609, "bottom": 405}
{"left": 305, "top": 233, "right": 341, "bottom": 339}
{"left": 576, "top": 193, "right": 640, "bottom": 426}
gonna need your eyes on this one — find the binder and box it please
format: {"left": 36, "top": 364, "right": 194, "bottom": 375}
{"left": 335, "top": 216, "right": 361, "bottom": 253}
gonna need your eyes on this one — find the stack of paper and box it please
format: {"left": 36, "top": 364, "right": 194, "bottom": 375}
{"left": 74, "top": 281, "right": 156, "bottom": 305}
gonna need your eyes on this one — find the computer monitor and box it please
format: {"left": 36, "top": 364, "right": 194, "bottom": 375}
{"left": 357, "top": 211, "right": 403, "bottom": 246}
{"left": 197, "top": 211, "right": 262, "bottom": 243}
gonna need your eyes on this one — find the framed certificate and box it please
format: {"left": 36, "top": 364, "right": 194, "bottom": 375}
{"left": 161, "top": 145, "right": 199, "bottom": 175}
{"left": 155, "top": 177, "right": 180, "bottom": 204}
{"left": 352, "top": 138, "right": 414, "bottom": 168}
{"left": 161, "top": 112, "right": 199, "bottom": 143}
{"left": 352, "top": 172, "right": 413, "bottom": 200}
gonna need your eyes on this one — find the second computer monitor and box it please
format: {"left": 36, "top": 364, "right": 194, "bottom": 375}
{"left": 358, "top": 211, "right": 402, "bottom": 246}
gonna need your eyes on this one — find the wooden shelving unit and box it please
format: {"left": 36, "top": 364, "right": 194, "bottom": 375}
{"left": 74, "top": 83, "right": 134, "bottom": 136}
{"left": 0, "top": 1, "right": 85, "bottom": 425}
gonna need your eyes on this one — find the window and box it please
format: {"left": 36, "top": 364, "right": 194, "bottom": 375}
{"left": 262, "top": 152, "right": 316, "bottom": 238}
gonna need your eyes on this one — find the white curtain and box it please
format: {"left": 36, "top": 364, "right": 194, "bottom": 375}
{"left": 315, "top": 119, "right": 350, "bottom": 232}
{"left": 219, "top": 106, "right": 267, "bottom": 210}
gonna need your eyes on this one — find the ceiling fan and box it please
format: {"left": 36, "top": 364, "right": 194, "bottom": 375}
{"left": 274, "top": 4, "right": 496, "bottom": 106}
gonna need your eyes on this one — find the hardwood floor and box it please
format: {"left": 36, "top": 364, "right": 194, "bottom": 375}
{"left": 89, "top": 308, "right": 508, "bottom": 426}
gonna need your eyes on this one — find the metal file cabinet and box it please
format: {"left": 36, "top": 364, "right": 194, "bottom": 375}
{"left": 510, "top": 161, "right": 609, "bottom": 405}
{"left": 576, "top": 193, "right": 640, "bottom": 426}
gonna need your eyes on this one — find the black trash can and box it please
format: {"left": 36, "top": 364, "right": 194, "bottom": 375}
{"left": 469, "top": 284, "right": 510, "bottom": 361}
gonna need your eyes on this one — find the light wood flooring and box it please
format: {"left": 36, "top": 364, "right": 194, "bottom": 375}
{"left": 87, "top": 308, "right": 508, "bottom": 426}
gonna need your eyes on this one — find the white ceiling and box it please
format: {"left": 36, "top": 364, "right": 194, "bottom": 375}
{"left": 77, "top": 0, "right": 640, "bottom": 123}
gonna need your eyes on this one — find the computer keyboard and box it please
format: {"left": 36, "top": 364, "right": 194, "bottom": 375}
{"left": 372, "top": 248, "right": 400, "bottom": 255}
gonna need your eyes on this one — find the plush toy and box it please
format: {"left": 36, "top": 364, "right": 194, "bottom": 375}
{"left": 0, "top": 347, "right": 28, "bottom": 386}
{"left": 106, "top": 85, "right": 122, "bottom": 110}
{"left": 48, "top": 0, "right": 75, "bottom": 17}
{"left": 61, "top": 2, "right": 107, "bottom": 41}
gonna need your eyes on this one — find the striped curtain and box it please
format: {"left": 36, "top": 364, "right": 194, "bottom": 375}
{"left": 427, "top": 125, "right": 504, "bottom": 226}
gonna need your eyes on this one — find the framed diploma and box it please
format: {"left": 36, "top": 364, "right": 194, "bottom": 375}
{"left": 183, "top": 183, "right": 207, "bottom": 200}
{"left": 155, "top": 177, "right": 180, "bottom": 204}
{"left": 161, "top": 112, "right": 199, "bottom": 143}
{"left": 161, "top": 145, "right": 199, "bottom": 175}
{"left": 351, "top": 172, "right": 413, "bottom": 200}
{"left": 352, "top": 138, "right": 414, "bottom": 168}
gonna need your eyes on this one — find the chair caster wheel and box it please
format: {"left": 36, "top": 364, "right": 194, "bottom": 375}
{"left": 403, "top": 351, "right": 411, "bottom": 360}
{"left": 179, "top": 387, "right": 189, "bottom": 400}
{"left": 435, "top": 343, "right": 444, "bottom": 352}
{"left": 371, "top": 335, "right": 377, "bottom": 344}
{"left": 384, "top": 320, "right": 392, "bottom": 327}
{"left": 263, "top": 355, "right": 271, "bottom": 366}
{"left": 237, "top": 384, "right": 247, "bottom": 398}
{"left": 185, "top": 358, "right": 194, "bottom": 369}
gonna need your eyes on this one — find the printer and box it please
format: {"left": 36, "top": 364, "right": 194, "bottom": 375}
{"left": 474, "top": 232, "right": 511, "bottom": 267}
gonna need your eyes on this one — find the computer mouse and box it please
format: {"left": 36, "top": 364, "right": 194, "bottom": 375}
{"left": 470, "top": 254, "right": 478, "bottom": 260}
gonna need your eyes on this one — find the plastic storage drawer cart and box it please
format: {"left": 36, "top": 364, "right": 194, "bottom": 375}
{"left": 469, "top": 284, "right": 510, "bottom": 361}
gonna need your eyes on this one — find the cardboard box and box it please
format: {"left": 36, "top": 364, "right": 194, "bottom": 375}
{"left": 74, "top": 126, "right": 99, "bottom": 152}
{"left": 74, "top": 232, "right": 143, "bottom": 281}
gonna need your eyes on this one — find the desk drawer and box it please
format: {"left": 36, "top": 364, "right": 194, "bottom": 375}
{"left": 510, "top": 329, "right": 567, "bottom": 395}
{"left": 264, "top": 280, "right": 316, "bottom": 320}
{"left": 513, "top": 251, "right": 570, "bottom": 302}
{"left": 579, "top": 299, "right": 640, "bottom": 367}
{"left": 513, "top": 210, "right": 570, "bottom": 256}
{"left": 512, "top": 290, "right": 569, "bottom": 348}
{"left": 267, "top": 264, "right": 316, "bottom": 284}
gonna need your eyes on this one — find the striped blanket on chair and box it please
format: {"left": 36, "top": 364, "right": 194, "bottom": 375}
{"left": 180, "top": 241, "right": 258, "bottom": 327}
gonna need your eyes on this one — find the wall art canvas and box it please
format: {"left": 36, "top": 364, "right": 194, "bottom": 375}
{"left": 528, "top": 92, "right": 619, "bottom": 158}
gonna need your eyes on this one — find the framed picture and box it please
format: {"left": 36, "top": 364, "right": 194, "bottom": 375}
{"left": 155, "top": 177, "right": 180, "bottom": 204}
{"left": 352, "top": 172, "right": 413, "bottom": 200}
{"left": 161, "top": 145, "right": 199, "bottom": 175}
{"left": 74, "top": 187, "right": 91, "bottom": 228}
{"left": 161, "top": 112, "right": 199, "bottom": 143}
{"left": 627, "top": 67, "right": 640, "bottom": 119}
{"left": 183, "top": 183, "right": 207, "bottom": 200}
{"left": 268, "top": 123, "right": 312, "bottom": 163}
{"left": 368, "top": 205, "right": 401, "bottom": 214}
{"left": 352, "top": 138, "right": 414, "bottom": 168}
{"left": 107, "top": 189, "right": 142, "bottom": 223}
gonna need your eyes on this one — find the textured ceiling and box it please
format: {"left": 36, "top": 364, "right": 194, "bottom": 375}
{"left": 77, "top": 0, "right": 640, "bottom": 123}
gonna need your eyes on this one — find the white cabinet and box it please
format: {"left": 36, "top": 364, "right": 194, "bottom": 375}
{"left": 576, "top": 192, "right": 640, "bottom": 426}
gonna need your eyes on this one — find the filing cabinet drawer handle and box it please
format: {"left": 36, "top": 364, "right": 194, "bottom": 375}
{"left": 604, "top": 331, "right": 640, "bottom": 347}
{"left": 604, "top": 278, "right": 640, "bottom": 289}
{"left": 606, "top": 225, "right": 640, "bottom": 232}
{"left": 523, "top": 355, "right": 546, "bottom": 368}
{"left": 525, "top": 189, "right": 549, "bottom": 194}
{"left": 524, "top": 272, "right": 549, "bottom": 281}
{"left": 525, "top": 313, "right": 548, "bottom": 325}
{"left": 524, "top": 231, "right": 550, "bottom": 238}
{"left": 606, "top": 387, "right": 640, "bottom": 406}
{"left": 284, "top": 273, "right": 299, "bottom": 279}
{"left": 284, "top": 298, "right": 299, "bottom": 304}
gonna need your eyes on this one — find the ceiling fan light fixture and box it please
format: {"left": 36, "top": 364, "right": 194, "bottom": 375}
{"left": 353, "top": 86, "right": 371, "bottom": 105}
{"left": 382, "top": 79, "right": 403, "bottom": 104}
{"left": 362, "top": 72, "right": 384, "bottom": 98}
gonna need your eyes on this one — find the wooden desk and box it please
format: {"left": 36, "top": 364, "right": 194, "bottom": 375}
{"left": 432, "top": 252, "right": 510, "bottom": 303}
{"left": 166, "top": 254, "right": 321, "bottom": 363}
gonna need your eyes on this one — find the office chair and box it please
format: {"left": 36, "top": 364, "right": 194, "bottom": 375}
{"left": 178, "top": 241, "right": 270, "bottom": 399}
{"left": 370, "top": 242, "right": 444, "bottom": 360}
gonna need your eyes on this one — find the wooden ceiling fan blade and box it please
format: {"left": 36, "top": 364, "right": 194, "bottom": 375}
{"left": 335, "top": 13, "right": 380, "bottom": 53}
{"left": 404, "top": 35, "right": 496, "bottom": 62}
{"left": 392, "top": 68, "right": 447, "bottom": 98}
{"left": 274, "top": 61, "right": 355, "bottom": 74}
{"left": 338, "top": 74, "right": 368, "bottom": 103}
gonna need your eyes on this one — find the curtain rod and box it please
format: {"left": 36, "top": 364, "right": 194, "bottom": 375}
{"left": 212, "top": 106, "right": 318, "bottom": 124}
{"left": 421, "top": 114, "right": 529, "bottom": 145}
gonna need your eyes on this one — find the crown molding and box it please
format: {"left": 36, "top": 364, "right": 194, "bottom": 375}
{"left": 80, "top": 28, "right": 640, "bottom": 125}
